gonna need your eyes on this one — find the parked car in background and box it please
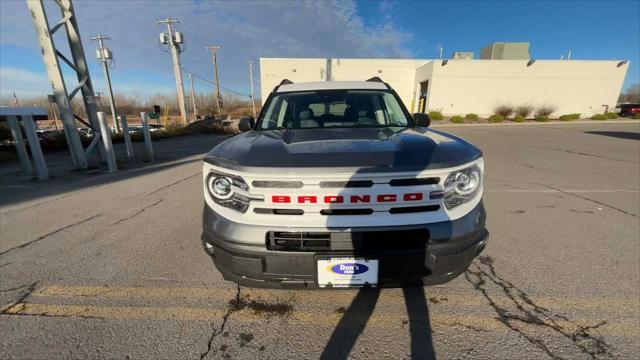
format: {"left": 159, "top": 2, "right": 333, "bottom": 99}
{"left": 617, "top": 103, "right": 640, "bottom": 117}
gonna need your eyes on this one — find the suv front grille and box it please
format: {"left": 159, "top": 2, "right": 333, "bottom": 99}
{"left": 266, "top": 229, "right": 429, "bottom": 252}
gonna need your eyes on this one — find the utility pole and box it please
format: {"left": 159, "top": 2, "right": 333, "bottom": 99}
{"left": 91, "top": 34, "right": 119, "bottom": 133}
{"left": 157, "top": 18, "right": 188, "bottom": 124}
{"left": 247, "top": 60, "right": 256, "bottom": 118}
{"left": 206, "top": 45, "right": 222, "bottom": 115}
{"left": 188, "top": 72, "right": 198, "bottom": 118}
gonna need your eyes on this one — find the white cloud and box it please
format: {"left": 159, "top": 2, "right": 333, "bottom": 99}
{"left": 0, "top": 67, "right": 48, "bottom": 84}
{"left": 0, "top": 0, "right": 414, "bottom": 97}
{"left": 0, "top": 67, "right": 50, "bottom": 99}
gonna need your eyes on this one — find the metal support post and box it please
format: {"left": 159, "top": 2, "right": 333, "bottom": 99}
{"left": 140, "top": 112, "right": 155, "bottom": 162}
{"left": 7, "top": 115, "right": 33, "bottom": 176}
{"left": 21, "top": 115, "right": 49, "bottom": 180}
{"left": 247, "top": 60, "right": 257, "bottom": 118}
{"left": 119, "top": 115, "right": 134, "bottom": 158}
{"left": 97, "top": 112, "right": 117, "bottom": 172}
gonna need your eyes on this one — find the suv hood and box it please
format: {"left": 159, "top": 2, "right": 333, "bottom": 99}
{"left": 205, "top": 127, "right": 481, "bottom": 173}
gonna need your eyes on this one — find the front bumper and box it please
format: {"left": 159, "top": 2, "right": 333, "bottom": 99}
{"left": 201, "top": 201, "right": 488, "bottom": 289}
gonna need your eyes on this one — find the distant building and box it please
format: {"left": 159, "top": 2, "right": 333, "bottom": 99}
{"left": 260, "top": 57, "right": 629, "bottom": 117}
{"left": 480, "top": 42, "right": 530, "bottom": 60}
{"left": 452, "top": 51, "right": 474, "bottom": 60}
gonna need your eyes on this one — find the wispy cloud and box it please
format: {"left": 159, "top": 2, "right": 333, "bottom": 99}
{"left": 0, "top": 0, "right": 414, "bottom": 98}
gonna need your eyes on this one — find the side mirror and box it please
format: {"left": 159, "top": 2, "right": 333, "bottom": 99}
{"left": 413, "top": 113, "right": 430, "bottom": 127}
{"left": 238, "top": 116, "right": 255, "bottom": 132}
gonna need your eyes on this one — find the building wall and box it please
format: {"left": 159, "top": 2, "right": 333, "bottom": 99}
{"left": 260, "top": 58, "right": 629, "bottom": 117}
{"left": 428, "top": 60, "right": 628, "bottom": 116}
{"left": 480, "top": 42, "right": 531, "bottom": 60}
{"left": 259, "top": 58, "right": 426, "bottom": 108}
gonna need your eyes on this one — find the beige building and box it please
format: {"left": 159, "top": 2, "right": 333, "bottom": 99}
{"left": 480, "top": 42, "right": 531, "bottom": 60}
{"left": 260, "top": 57, "right": 629, "bottom": 117}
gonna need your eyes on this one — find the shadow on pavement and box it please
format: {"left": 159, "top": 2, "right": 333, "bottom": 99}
{"left": 320, "top": 287, "right": 435, "bottom": 360}
{"left": 584, "top": 131, "right": 640, "bottom": 141}
{"left": 0, "top": 134, "right": 230, "bottom": 208}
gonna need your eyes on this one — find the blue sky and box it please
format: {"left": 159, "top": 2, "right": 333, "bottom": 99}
{"left": 1, "top": 0, "right": 638, "bottom": 102}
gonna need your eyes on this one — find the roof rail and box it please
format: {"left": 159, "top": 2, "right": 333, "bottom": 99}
{"left": 273, "top": 79, "right": 294, "bottom": 92}
{"left": 366, "top": 76, "right": 391, "bottom": 89}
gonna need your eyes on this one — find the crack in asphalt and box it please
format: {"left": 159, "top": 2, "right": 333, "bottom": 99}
{"left": 0, "top": 283, "right": 35, "bottom": 293}
{"left": 139, "top": 172, "right": 200, "bottom": 198}
{"left": 200, "top": 285, "right": 242, "bottom": 360}
{"left": 542, "top": 184, "right": 636, "bottom": 217}
{"left": 465, "top": 256, "right": 615, "bottom": 360}
{"left": 107, "top": 199, "right": 164, "bottom": 227}
{"left": 0, "top": 214, "right": 102, "bottom": 257}
{"left": 541, "top": 146, "right": 636, "bottom": 164}
{"left": 0, "top": 282, "right": 38, "bottom": 313}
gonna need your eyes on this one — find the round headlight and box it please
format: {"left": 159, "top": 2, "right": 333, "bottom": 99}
{"left": 211, "top": 176, "right": 231, "bottom": 196}
{"left": 455, "top": 169, "right": 480, "bottom": 194}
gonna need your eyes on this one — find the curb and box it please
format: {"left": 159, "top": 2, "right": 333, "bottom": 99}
{"left": 431, "top": 120, "right": 640, "bottom": 128}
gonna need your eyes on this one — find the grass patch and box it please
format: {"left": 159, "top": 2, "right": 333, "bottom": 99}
{"left": 493, "top": 104, "right": 514, "bottom": 119}
{"left": 535, "top": 115, "right": 550, "bottom": 122}
{"left": 535, "top": 105, "right": 556, "bottom": 117}
{"left": 513, "top": 114, "right": 526, "bottom": 122}
{"left": 428, "top": 111, "right": 444, "bottom": 120}
{"left": 514, "top": 105, "right": 533, "bottom": 118}
{"left": 488, "top": 114, "right": 505, "bottom": 123}
{"left": 450, "top": 115, "right": 464, "bottom": 123}
{"left": 465, "top": 113, "right": 479, "bottom": 121}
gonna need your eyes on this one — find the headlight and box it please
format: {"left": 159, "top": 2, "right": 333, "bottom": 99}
{"left": 206, "top": 172, "right": 250, "bottom": 213}
{"left": 211, "top": 177, "right": 231, "bottom": 196}
{"left": 443, "top": 165, "right": 482, "bottom": 209}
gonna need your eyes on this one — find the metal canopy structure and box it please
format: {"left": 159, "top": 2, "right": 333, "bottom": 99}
{"left": 26, "top": 0, "right": 105, "bottom": 169}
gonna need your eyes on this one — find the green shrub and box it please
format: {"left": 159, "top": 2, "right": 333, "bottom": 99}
{"left": 559, "top": 113, "right": 580, "bottom": 121}
{"left": 605, "top": 112, "right": 618, "bottom": 119}
{"left": 535, "top": 115, "right": 550, "bottom": 122}
{"left": 514, "top": 105, "right": 533, "bottom": 118}
{"left": 535, "top": 105, "right": 556, "bottom": 117}
{"left": 450, "top": 116, "right": 464, "bottom": 123}
{"left": 488, "top": 114, "right": 504, "bottom": 123}
{"left": 590, "top": 114, "right": 608, "bottom": 120}
{"left": 633, "top": 113, "right": 640, "bottom": 119}
{"left": 465, "top": 113, "right": 479, "bottom": 121}
{"left": 493, "top": 104, "right": 514, "bottom": 118}
{"left": 428, "top": 111, "right": 444, "bottom": 120}
{"left": 513, "top": 114, "right": 526, "bottom": 122}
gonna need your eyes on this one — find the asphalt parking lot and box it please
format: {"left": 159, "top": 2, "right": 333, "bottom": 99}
{"left": 1, "top": 121, "right": 639, "bottom": 359}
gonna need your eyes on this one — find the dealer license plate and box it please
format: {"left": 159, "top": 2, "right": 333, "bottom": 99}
{"left": 317, "top": 258, "right": 379, "bottom": 288}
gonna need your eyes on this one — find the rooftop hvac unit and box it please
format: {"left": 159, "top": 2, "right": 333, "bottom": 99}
{"left": 159, "top": 33, "right": 168, "bottom": 44}
{"left": 174, "top": 32, "right": 183, "bottom": 44}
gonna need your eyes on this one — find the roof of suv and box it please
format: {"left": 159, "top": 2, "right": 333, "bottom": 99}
{"left": 276, "top": 81, "right": 388, "bottom": 93}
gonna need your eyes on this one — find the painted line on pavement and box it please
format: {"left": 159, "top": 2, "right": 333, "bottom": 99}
{"left": 2, "top": 302, "right": 637, "bottom": 337}
{"left": 34, "top": 285, "right": 640, "bottom": 312}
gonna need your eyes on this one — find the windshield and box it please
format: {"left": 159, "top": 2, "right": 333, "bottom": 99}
{"left": 257, "top": 90, "right": 411, "bottom": 130}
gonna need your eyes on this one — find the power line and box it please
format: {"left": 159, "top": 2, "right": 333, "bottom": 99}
{"left": 106, "top": 38, "right": 252, "bottom": 98}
